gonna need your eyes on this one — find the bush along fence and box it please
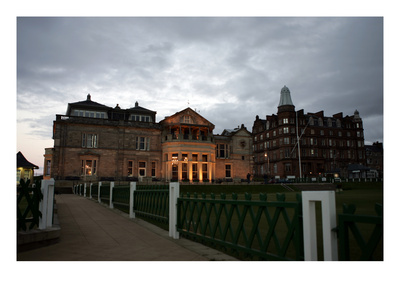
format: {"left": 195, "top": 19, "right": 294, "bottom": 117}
{"left": 17, "top": 178, "right": 56, "bottom": 231}
{"left": 74, "top": 182, "right": 383, "bottom": 261}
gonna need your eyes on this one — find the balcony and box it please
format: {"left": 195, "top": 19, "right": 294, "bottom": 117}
{"left": 163, "top": 133, "right": 214, "bottom": 143}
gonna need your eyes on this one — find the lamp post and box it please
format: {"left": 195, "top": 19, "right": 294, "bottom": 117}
{"left": 264, "top": 152, "right": 270, "bottom": 174}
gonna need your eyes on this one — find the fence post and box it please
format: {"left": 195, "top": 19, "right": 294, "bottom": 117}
{"left": 110, "top": 182, "right": 114, "bottom": 209}
{"left": 84, "top": 183, "right": 87, "bottom": 197}
{"left": 129, "top": 182, "right": 137, "bottom": 218}
{"left": 169, "top": 182, "right": 180, "bottom": 239}
{"left": 98, "top": 182, "right": 102, "bottom": 203}
{"left": 302, "top": 191, "right": 338, "bottom": 261}
{"left": 89, "top": 183, "right": 93, "bottom": 199}
{"left": 39, "top": 179, "right": 55, "bottom": 230}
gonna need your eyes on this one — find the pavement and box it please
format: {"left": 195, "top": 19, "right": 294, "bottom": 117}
{"left": 17, "top": 193, "right": 237, "bottom": 261}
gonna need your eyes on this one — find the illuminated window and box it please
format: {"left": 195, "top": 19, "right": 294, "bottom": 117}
{"left": 192, "top": 163, "right": 198, "bottom": 180}
{"left": 81, "top": 159, "right": 97, "bottom": 176}
{"left": 128, "top": 161, "right": 134, "bottom": 176}
{"left": 202, "top": 164, "right": 208, "bottom": 180}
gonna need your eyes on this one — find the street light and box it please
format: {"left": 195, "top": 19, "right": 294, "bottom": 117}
{"left": 264, "top": 152, "right": 270, "bottom": 174}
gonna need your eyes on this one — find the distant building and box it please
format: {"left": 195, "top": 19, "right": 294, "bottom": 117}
{"left": 17, "top": 151, "right": 39, "bottom": 184}
{"left": 214, "top": 125, "right": 253, "bottom": 182}
{"left": 252, "top": 86, "right": 367, "bottom": 180}
{"left": 45, "top": 94, "right": 252, "bottom": 183}
{"left": 365, "top": 142, "right": 383, "bottom": 178}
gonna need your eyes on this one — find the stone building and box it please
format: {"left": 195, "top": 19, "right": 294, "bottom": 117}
{"left": 252, "top": 86, "right": 366, "bottom": 180}
{"left": 45, "top": 94, "right": 253, "bottom": 183}
{"left": 214, "top": 125, "right": 253, "bottom": 182}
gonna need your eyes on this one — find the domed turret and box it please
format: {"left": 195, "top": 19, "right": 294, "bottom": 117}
{"left": 278, "top": 85, "right": 295, "bottom": 113}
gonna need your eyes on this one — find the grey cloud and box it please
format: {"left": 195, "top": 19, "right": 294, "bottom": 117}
{"left": 17, "top": 17, "right": 383, "bottom": 170}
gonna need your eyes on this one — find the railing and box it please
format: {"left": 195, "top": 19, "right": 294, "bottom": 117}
{"left": 133, "top": 187, "right": 169, "bottom": 225}
{"left": 112, "top": 185, "right": 130, "bottom": 213}
{"left": 17, "top": 179, "right": 55, "bottom": 231}
{"left": 177, "top": 192, "right": 304, "bottom": 260}
{"left": 337, "top": 203, "right": 383, "bottom": 261}
{"left": 17, "top": 179, "right": 42, "bottom": 231}
{"left": 76, "top": 182, "right": 383, "bottom": 261}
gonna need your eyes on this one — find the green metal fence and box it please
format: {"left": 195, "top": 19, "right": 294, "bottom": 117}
{"left": 100, "top": 184, "right": 110, "bottom": 205}
{"left": 337, "top": 203, "right": 383, "bottom": 261}
{"left": 112, "top": 185, "right": 130, "bottom": 213}
{"left": 17, "top": 179, "right": 43, "bottom": 231}
{"left": 91, "top": 183, "right": 98, "bottom": 199}
{"left": 177, "top": 192, "right": 304, "bottom": 261}
{"left": 133, "top": 187, "right": 169, "bottom": 225}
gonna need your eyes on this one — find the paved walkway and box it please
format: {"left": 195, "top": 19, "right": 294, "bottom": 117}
{"left": 17, "top": 194, "right": 237, "bottom": 261}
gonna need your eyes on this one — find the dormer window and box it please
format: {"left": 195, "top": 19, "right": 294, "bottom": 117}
{"left": 130, "top": 115, "right": 152, "bottom": 122}
{"left": 72, "top": 109, "right": 106, "bottom": 119}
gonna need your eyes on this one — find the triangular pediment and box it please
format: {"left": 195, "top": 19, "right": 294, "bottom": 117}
{"left": 160, "top": 108, "right": 215, "bottom": 129}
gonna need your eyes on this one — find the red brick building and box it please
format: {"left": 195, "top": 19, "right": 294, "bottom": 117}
{"left": 252, "top": 86, "right": 366, "bottom": 181}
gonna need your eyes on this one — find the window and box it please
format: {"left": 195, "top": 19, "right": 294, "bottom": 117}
{"left": 73, "top": 110, "right": 106, "bottom": 119}
{"left": 202, "top": 164, "right": 208, "bottom": 180}
{"left": 192, "top": 163, "right": 198, "bottom": 180}
{"left": 136, "top": 137, "right": 150, "bottom": 150}
{"left": 81, "top": 159, "right": 97, "bottom": 176}
{"left": 182, "top": 163, "right": 188, "bottom": 180}
{"left": 183, "top": 115, "right": 192, "bottom": 123}
{"left": 285, "top": 148, "right": 291, "bottom": 158}
{"left": 128, "top": 161, "right": 134, "bottom": 176}
{"left": 138, "top": 161, "right": 146, "bottom": 177}
{"left": 202, "top": 154, "right": 208, "bottom": 162}
{"left": 82, "top": 133, "right": 98, "bottom": 148}
{"left": 131, "top": 115, "right": 152, "bottom": 122}
{"left": 172, "top": 163, "right": 178, "bottom": 180}
{"left": 192, "top": 154, "right": 198, "bottom": 161}
{"left": 151, "top": 162, "right": 156, "bottom": 177}
{"left": 283, "top": 118, "right": 289, "bottom": 124}
{"left": 217, "top": 144, "right": 229, "bottom": 158}
{"left": 283, "top": 127, "right": 289, "bottom": 134}
{"left": 45, "top": 160, "right": 51, "bottom": 176}
{"left": 225, "top": 164, "right": 232, "bottom": 178}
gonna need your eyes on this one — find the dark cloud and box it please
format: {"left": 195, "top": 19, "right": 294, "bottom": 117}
{"left": 16, "top": 17, "right": 383, "bottom": 171}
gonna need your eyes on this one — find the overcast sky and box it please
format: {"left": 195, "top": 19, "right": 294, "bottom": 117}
{"left": 16, "top": 17, "right": 383, "bottom": 174}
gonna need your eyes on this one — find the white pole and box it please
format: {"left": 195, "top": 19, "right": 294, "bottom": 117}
{"left": 302, "top": 191, "right": 338, "bottom": 261}
{"left": 98, "top": 182, "right": 102, "bottom": 203}
{"left": 129, "top": 182, "right": 137, "bottom": 218}
{"left": 169, "top": 182, "right": 180, "bottom": 239}
{"left": 110, "top": 182, "right": 114, "bottom": 209}
{"left": 39, "top": 179, "right": 55, "bottom": 229}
